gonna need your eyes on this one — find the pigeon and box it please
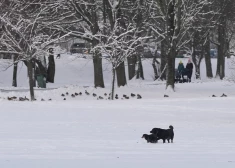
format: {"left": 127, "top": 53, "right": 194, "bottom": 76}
{"left": 24, "top": 96, "right": 29, "bottom": 101}
{"left": 98, "top": 96, "right": 104, "bottom": 100}
{"left": 131, "top": 93, "right": 136, "bottom": 97}
{"left": 221, "top": 93, "right": 227, "bottom": 97}
{"left": 19, "top": 97, "right": 25, "bottom": 101}
{"left": 164, "top": 95, "right": 169, "bottom": 97}
{"left": 93, "top": 93, "right": 97, "bottom": 97}
{"left": 85, "top": 90, "right": 90, "bottom": 95}
{"left": 137, "top": 94, "right": 142, "bottom": 99}
{"left": 71, "top": 94, "right": 75, "bottom": 98}
{"left": 61, "top": 94, "right": 65, "bottom": 97}
{"left": 7, "top": 97, "right": 13, "bottom": 101}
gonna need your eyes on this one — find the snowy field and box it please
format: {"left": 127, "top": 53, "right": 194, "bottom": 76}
{"left": 0, "top": 54, "right": 235, "bottom": 168}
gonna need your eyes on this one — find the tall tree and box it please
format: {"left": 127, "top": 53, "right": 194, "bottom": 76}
{"left": 152, "top": 0, "right": 211, "bottom": 90}
{"left": 214, "top": 0, "right": 235, "bottom": 79}
{"left": 0, "top": 0, "right": 68, "bottom": 100}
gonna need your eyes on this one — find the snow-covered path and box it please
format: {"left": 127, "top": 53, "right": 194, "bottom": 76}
{"left": 1, "top": 98, "right": 235, "bottom": 168}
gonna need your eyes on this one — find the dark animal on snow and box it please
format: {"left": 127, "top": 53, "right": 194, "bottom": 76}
{"left": 98, "top": 96, "right": 104, "bottom": 100}
{"left": 150, "top": 125, "right": 174, "bottom": 143}
{"left": 137, "top": 94, "right": 142, "bottom": 99}
{"left": 85, "top": 90, "right": 90, "bottom": 95}
{"left": 56, "top": 54, "right": 61, "bottom": 59}
{"left": 71, "top": 94, "right": 75, "bottom": 98}
{"left": 142, "top": 134, "right": 158, "bottom": 143}
{"left": 221, "top": 93, "right": 227, "bottom": 97}
{"left": 131, "top": 93, "right": 136, "bottom": 97}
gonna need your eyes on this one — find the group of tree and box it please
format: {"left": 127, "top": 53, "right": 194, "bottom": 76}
{"left": 0, "top": 0, "right": 235, "bottom": 100}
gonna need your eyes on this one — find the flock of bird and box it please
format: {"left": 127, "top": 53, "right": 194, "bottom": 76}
{"left": 60, "top": 90, "right": 142, "bottom": 100}
{"left": 212, "top": 93, "right": 227, "bottom": 97}
{"left": 4, "top": 92, "right": 227, "bottom": 101}
{"left": 6, "top": 96, "right": 51, "bottom": 101}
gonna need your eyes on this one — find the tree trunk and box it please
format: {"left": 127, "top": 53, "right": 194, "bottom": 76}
{"left": 110, "top": 65, "right": 116, "bottom": 100}
{"left": 160, "top": 40, "right": 167, "bottom": 80}
{"left": 166, "top": 0, "right": 176, "bottom": 90}
{"left": 93, "top": 49, "right": 105, "bottom": 88}
{"left": 216, "top": 17, "right": 226, "bottom": 79}
{"left": 192, "top": 44, "right": 204, "bottom": 79}
{"left": 27, "top": 59, "right": 35, "bottom": 101}
{"left": 192, "top": 50, "right": 201, "bottom": 79}
{"left": 116, "top": 61, "right": 127, "bottom": 87}
{"left": 47, "top": 54, "right": 55, "bottom": 83}
{"left": 12, "top": 55, "right": 18, "bottom": 87}
{"left": 204, "top": 36, "right": 213, "bottom": 78}
{"left": 152, "top": 57, "right": 160, "bottom": 80}
{"left": 33, "top": 60, "right": 36, "bottom": 87}
{"left": 166, "top": 49, "right": 176, "bottom": 90}
{"left": 127, "top": 55, "right": 137, "bottom": 80}
{"left": 136, "top": 54, "right": 144, "bottom": 80}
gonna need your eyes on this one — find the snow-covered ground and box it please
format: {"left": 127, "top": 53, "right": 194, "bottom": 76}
{"left": 0, "top": 54, "right": 235, "bottom": 168}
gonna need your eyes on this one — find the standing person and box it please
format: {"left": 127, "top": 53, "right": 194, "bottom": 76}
{"left": 177, "top": 60, "right": 185, "bottom": 82}
{"left": 186, "top": 59, "right": 193, "bottom": 82}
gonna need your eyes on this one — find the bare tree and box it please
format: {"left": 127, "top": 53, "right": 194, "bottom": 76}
{"left": 0, "top": 0, "right": 69, "bottom": 100}
{"left": 95, "top": 21, "right": 147, "bottom": 100}
{"left": 151, "top": 0, "right": 211, "bottom": 90}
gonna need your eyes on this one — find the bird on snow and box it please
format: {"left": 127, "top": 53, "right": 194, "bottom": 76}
{"left": 137, "top": 94, "right": 142, "bottom": 99}
{"left": 71, "top": 94, "right": 75, "bottom": 98}
{"left": 131, "top": 93, "right": 136, "bottom": 97}
{"left": 221, "top": 93, "right": 227, "bottom": 97}
{"left": 85, "top": 90, "right": 90, "bottom": 95}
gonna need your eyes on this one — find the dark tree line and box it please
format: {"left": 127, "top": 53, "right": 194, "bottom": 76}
{"left": 0, "top": 0, "right": 235, "bottom": 100}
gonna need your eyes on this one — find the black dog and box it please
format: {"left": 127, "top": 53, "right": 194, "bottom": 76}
{"left": 150, "top": 125, "right": 174, "bottom": 143}
{"left": 142, "top": 134, "right": 158, "bottom": 143}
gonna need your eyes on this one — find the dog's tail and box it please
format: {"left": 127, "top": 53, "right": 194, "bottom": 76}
{"left": 169, "top": 125, "right": 174, "bottom": 130}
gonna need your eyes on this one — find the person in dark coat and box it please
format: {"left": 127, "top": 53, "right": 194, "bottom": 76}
{"left": 177, "top": 60, "right": 185, "bottom": 80}
{"left": 186, "top": 59, "right": 193, "bottom": 82}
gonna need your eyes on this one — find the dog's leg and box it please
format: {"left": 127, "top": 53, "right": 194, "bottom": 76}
{"left": 163, "top": 139, "right": 166, "bottom": 143}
